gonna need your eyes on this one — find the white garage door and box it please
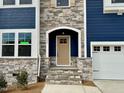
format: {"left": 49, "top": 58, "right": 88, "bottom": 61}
{"left": 92, "top": 45, "right": 124, "bottom": 80}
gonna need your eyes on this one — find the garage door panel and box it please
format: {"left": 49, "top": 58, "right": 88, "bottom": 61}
{"left": 94, "top": 72, "right": 124, "bottom": 80}
{"left": 93, "top": 45, "right": 124, "bottom": 80}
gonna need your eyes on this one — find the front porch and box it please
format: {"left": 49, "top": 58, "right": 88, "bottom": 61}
{"left": 39, "top": 27, "right": 92, "bottom": 84}
{"left": 39, "top": 57, "right": 92, "bottom": 84}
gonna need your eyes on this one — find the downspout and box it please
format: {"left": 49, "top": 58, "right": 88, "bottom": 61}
{"left": 38, "top": 54, "right": 41, "bottom": 77}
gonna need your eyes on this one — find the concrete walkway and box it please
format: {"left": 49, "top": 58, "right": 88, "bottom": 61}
{"left": 94, "top": 80, "right": 124, "bottom": 93}
{"left": 42, "top": 84, "right": 101, "bottom": 93}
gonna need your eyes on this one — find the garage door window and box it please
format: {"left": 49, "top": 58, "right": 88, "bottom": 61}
{"left": 114, "top": 46, "right": 121, "bottom": 51}
{"left": 93, "top": 46, "right": 100, "bottom": 51}
{"left": 103, "top": 46, "right": 110, "bottom": 51}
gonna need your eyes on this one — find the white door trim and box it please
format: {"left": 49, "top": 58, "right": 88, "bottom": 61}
{"left": 46, "top": 26, "right": 82, "bottom": 58}
{"left": 56, "top": 35, "right": 71, "bottom": 66}
{"left": 84, "top": 0, "right": 87, "bottom": 58}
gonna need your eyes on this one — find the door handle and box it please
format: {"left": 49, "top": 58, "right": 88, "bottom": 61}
{"left": 93, "top": 70, "right": 99, "bottom": 72}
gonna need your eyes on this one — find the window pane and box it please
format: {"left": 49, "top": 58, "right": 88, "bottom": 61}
{"left": 114, "top": 46, "right": 121, "bottom": 51}
{"left": 2, "top": 45, "right": 14, "bottom": 56}
{"left": 19, "top": 33, "right": 31, "bottom": 44}
{"left": 103, "top": 46, "right": 110, "bottom": 51}
{"left": 94, "top": 46, "right": 100, "bottom": 51}
{"left": 3, "top": 0, "right": 15, "bottom": 5}
{"left": 18, "top": 45, "right": 31, "bottom": 56}
{"left": 20, "top": 0, "right": 32, "bottom": 4}
{"left": 2, "top": 33, "right": 15, "bottom": 44}
{"left": 112, "top": 0, "right": 124, "bottom": 3}
{"left": 57, "top": 0, "right": 69, "bottom": 6}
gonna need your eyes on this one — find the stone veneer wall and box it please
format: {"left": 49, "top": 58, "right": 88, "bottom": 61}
{"left": 40, "top": 57, "right": 50, "bottom": 80}
{"left": 40, "top": 0, "right": 84, "bottom": 79}
{"left": 77, "top": 58, "right": 92, "bottom": 81}
{"left": 0, "top": 59, "right": 38, "bottom": 85}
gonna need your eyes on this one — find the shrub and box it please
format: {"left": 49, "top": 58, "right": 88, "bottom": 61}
{"left": 0, "top": 73, "right": 7, "bottom": 92}
{"left": 16, "top": 70, "right": 28, "bottom": 89}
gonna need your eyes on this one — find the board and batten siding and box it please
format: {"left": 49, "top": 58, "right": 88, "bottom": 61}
{"left": 87, "top": 0, "right": 124, "bottom": 57}
{"left": 0, "top": 7, "right": 35, "bottom": 29}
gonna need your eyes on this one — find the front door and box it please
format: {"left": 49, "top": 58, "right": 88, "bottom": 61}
{"left": 57, "top": 36, "right": 70, "bottom": 66}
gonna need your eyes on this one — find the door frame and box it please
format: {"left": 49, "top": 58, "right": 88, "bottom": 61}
{"left": 56, "top": 35, "right": 71, "bottom": 66}
{"left": 46, "top": 27, "right": 82, "bottom": 58}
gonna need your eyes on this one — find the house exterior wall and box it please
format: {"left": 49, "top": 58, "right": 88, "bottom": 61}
{"left": 87, "top": 0, "right": 124, "bottom": 57}
{"left": 40, "top": 0, "right": 84, "bottom": 80}
{"left": 0, "top": 0, "right": 39, "bottom": 85}
{"left": 0, "top": 58, "right": 38, "bottom": 85}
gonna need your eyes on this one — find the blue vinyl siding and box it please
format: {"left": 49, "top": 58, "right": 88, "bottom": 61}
{"left": 87, "top": 0, "right": 124, "bottom": 57}
{"left": 0, "top": 7, "right": 35, "bottom": 29}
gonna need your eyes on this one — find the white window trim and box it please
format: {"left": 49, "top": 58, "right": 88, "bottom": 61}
{"left": 104, "top": 0, "right": 124, "bottom": 15}
{"left": 2, "top": 33, "right": 15, "bottom": 57}
{"left": 0, "top": 29, "right": 38, "bottom": 58}
{"left": 18, "top": 32, "right": 32, "bottom": 57}
{"left": 0, "top": 0, "right": 37, "bottom": 8}
{"left": 55, "top": 0, "right": 71, "bottom": 8}
{"left": 104, "top": 0, "right": 124, "bottom": 7}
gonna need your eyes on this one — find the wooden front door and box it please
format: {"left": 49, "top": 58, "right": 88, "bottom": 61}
{"left": 57, "top": 36, "right": 70, "bottom": 66}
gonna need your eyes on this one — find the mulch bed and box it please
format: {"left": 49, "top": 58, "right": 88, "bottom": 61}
{"left": 3, "top": 82, "right": 45, "bottom": 93}
{"left": 82, "top": 80, "right": 96, "bottom": 87}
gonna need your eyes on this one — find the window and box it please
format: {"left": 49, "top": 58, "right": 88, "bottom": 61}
{"left": 104, "top": 0, "right": 124, "bottom": 15}
{"left": 112, "top": 0, "right": 124, "bottom": 3}
{"left": 103, "top": 46, "right": 110, "bottom": 51}
{"left": 60, "top": 39, "right": 67, "bottom": 44}
{"left": 1, "top": 0, "right": 34, "bottom": 7}
{"left": 18, "top": 33, "right": 31, "bottom": 56}
{"left": 114, "top": 46, "right": 121, "bottom": 51}
{"left": 3, "top": 0, "right": 15, "bottom": 5}
{"left": 20, "top": 0, "right": 32, "bottom": 4}
{"left": 93, "top": 46, "right": 100, "bottom": 51}
{"left": 2, "top": 33, "right": 15, "bottom": 56}
{"left": 57, "top": 0, "right": 69, "bottom": 7}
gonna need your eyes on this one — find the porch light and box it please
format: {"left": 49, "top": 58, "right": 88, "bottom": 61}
{"left": 62, "top": 32, "right": 65, "bottom": 35}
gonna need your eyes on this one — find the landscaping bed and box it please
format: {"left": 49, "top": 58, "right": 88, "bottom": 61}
{"left": 4, "top": 82, "right": 45, "bottom": 93}
{"left": 82, "top": 80, "right": 96, "bottom": 87}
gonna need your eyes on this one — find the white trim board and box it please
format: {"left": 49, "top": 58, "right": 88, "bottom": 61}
{"left": 46, "top": 26, "right": 82, "bottom": 58}
{"left": 56, "top": 35, "right": 71, "bottom": 66}
{"left": 84, "top": 0, "right": 87, "bottom": 58}
{"left": 0, "top": 31, "right": 38, "bottom": 58}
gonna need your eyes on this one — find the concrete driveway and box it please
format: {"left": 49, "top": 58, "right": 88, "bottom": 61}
{"left": 94, "top": 80, "right": 124, "bottom": 93}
